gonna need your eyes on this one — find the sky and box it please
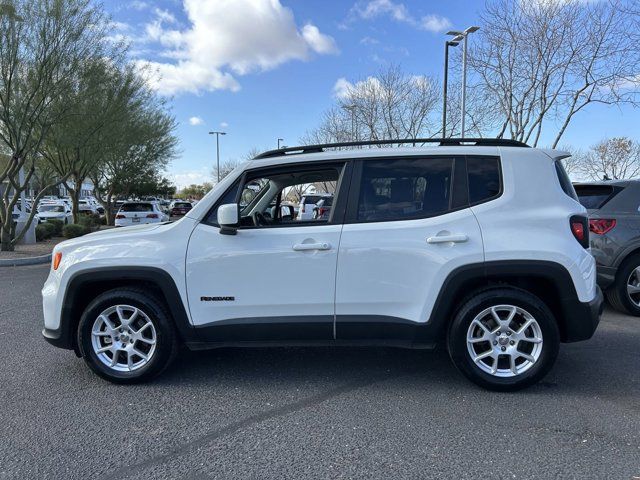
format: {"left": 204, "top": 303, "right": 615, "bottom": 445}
{"left": 105, "top": 0, "right": 640, "bottom": 189}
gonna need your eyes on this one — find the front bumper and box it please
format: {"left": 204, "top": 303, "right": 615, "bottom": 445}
{"left": 560, "top": 286, "right": 603, "bottom": 343}
{"left": 42, "top": 326, "right": 72, "bottom": 349}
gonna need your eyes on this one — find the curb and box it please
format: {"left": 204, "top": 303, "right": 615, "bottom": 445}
{"left": 0, "top": 253, "right": 52, "bottom": 267}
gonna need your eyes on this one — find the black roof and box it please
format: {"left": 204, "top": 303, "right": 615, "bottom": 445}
{"left": 254, "top": 138, "right": 529, "bottom": 160}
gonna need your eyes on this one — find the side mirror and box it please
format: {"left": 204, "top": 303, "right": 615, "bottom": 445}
{"left": 218, "top": 203, "right": 239, "bottom": 235}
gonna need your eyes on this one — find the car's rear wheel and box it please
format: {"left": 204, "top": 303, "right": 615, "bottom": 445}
{"left": 448, "top": 287, "right": 559, "bottom": 391}
{"left": 606, "top": 253, "right": 640, "bottom": 317}
{"left": 77, "top": 288, "right": 178, "bottom": 383}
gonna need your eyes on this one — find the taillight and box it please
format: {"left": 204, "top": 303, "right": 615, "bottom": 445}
{"left": 589, "top": 218, "right": 616, "bottom": 235}
{"left": 319, "top": 208, "right": 326, "bottom": 216}
{"left": 570, "top": 215, "right": 589, "bottom": 248}
{"left": 146, "top": 213, "right": 158, "bottom": 218}
{"left": 115, "top": 214, "right": 125, "bottom": 219}
{"left": 301, "top": 204, "right": 305, "bottom": 213}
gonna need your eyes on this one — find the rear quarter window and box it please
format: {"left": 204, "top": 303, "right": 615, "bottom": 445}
{"left": 555, "top": 161, "right": 578, "bottom": 201}
{"left": 467, "top": 156, "right": 501, "bottom": 204}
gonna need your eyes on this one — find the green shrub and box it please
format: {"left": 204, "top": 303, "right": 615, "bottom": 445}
{"left": 78, "top": 215, "right": 101, "bottom": 231}
{"left": 41, "top": 222, "right": 57, "bottom": 238}
{"left": 62, "top": 223, "right": 89, "bottom": 239}
{"left": 46, "top": 218, "right": 64, "bottom": 236}
{"left": 77, "top": 215, "right": 94, "bottom": 228}
{"left": 35, "top": 224, "right": 50, "bottom": 241}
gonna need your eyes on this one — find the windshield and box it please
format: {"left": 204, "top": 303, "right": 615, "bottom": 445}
{"left": 39, "top": 205, "right": 65, "bottom": 212}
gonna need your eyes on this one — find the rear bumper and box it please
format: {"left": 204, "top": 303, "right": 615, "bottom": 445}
{"left": 560, "top": 286, "right": 603, "bottom": 343}
{"left": 596, "top": 265, "right": 616, "bottom": 289}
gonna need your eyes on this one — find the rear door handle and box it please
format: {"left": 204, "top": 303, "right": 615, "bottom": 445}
{"left": 426, "top": 234, "right": 468, "bottom": 244}
{"left": 292, "top": 242, "right": 331, "bottom": 251}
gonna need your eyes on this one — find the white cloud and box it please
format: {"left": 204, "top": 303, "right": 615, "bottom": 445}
{"left": 189, "top": 116, "right": 204, "bottom": 126}
{"left": 333, "top": 78, "right": 353, "bottom": 99}
{"left": 220, "top": 121, "right": 229, "bottom": 128}
{"left": 301, "top": 24, "right": 339, "bottom": 54}
{"left": 154, "top": 8, "right": 177, "bottom": 24}
{"left": 168, "top": 168, "right": 211, "bottom": 189}
{"left": 135, "top": 0, "right": 338, "bottom": 96}
{"left": 130, "top": 0, "right": 149, "bottom": 11}
{"left": 360, "top": 36, "right": 379, "bottom": 45}
{"left": 111, "top": 21, "right": 131, "bottom": 31}
{"left": 333, "top": 76, "right": 383, "bottom": 99}
{"left": 356, "top": 0, "right": 410, "bottom": 22}
{"left": 420, "top": 14, "right": 451, "bottom": 33}
{"left": 351, "top": 0, "right": 451, "bottom": 33}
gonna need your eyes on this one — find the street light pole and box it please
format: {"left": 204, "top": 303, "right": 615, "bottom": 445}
{"left": 208, "top": 131, "right": 226, "bottom": 183}
{"left": 341, "top": 104, "right": 356, "bottom": 141}
{"left": 277, "top": 138, "right": 284, "bottom": 149}
{"left": 447, "top": 26, "right": 479, "bottom": 139}
{"left": 442, "top": 40, "right": 459, "bottom": 138}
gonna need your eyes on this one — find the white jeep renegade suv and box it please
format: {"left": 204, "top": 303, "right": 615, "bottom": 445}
{"left": 42, "top": 138, "right": 602, "bottom": 391}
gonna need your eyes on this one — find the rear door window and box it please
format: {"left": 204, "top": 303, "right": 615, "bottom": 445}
{"left": 356, "top": 157, "right": 453, "bottom": 222}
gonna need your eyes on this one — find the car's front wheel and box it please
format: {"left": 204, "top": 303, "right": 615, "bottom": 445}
{"left": 77, "top": 288, "right": 178, "bottom": 383}
{"left": 447, "top": 287, "right": 559, "bottom": 391}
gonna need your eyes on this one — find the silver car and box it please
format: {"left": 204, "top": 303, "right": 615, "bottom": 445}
{"left": 575, "top": 180, "right": 640, "bottom": 316}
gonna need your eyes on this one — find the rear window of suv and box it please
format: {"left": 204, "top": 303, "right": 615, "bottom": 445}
{"left": 120, "top": 203, "right": 153, "bottom": 212}
{"left": 574, "top": 185, "right": 620, "bottom": 210}
{"left": 302, "top": 196, "right": 324, "bottom": 205}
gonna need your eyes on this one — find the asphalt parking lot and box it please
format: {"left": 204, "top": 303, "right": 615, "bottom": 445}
{"left": 0, "top": 265, "right": 638, "bottom": 480}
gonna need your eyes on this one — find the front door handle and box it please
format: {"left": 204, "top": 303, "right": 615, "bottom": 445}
{"left": 292, "top": 242, "right": 331, "bottom": 251}
{"left": 426, "top": 234, "right": 468, "bottom": 244}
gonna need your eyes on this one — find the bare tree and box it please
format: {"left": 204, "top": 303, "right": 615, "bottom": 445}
{"left": 0, "top": 0, "right": 107, "bottom": 250}
{"left": 303, "top": 65, "right": 441, "bottom": 144}
{"left": 468, "top": 0, "right": 640, "bottom": 148}
{"left": 213, "top": 147, "right": 261, "bottom": 182}
{"left": 555, "top": 145, "right": 583, "bottom": 180}
{"left": 578, "top": 137, "right": 640, "bottom": 181}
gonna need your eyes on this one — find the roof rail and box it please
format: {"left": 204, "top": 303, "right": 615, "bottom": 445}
{"left": 253, "top": 137, "right": 529, "bottom": 159}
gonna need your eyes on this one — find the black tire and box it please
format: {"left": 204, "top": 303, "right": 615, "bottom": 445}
{"left": 447, "top": 287, "right": 560, "bottom": 392}
{"left": 605, "top": 253, "right": 640, "bottom": 316}
{"left": 77, "top": 288, "right": 179, "bottom": 384}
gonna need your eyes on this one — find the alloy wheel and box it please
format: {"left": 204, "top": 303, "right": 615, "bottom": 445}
{"left": 466, "top": 305, "right": 543, "bottom": 378}
{"left": 90, "top": 305, "right": 157, "bottom": 372}
{"left": 626, "top": 267, "right": 640, "bottom": 307}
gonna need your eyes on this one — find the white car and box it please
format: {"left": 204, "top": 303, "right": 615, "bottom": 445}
{"left": 37, "top": 202, "right": 73, "bottom": 224}
{"left": 42, "top": 138, "right": 602, "bottom": 390}
{"left": 114, "top": 201, "right": 169, "bottom": 227}
{"left": 296, "top": 193, "right": 333, "bottom": 220}
{"left": 77, "top": 199, "right": 98, "bottom": 215}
